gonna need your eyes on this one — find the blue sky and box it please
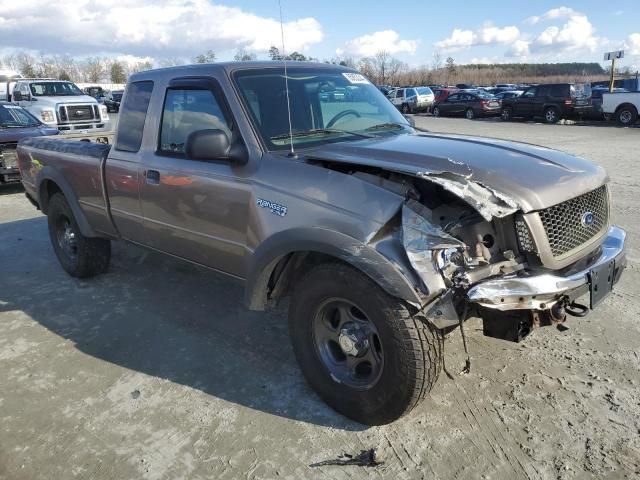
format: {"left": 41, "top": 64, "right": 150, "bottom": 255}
{"left": 0, "top": 1, "right": 638, "bottom": 69}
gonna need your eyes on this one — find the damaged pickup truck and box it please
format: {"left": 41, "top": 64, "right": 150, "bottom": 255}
{"left": 17, "top": 62, "right": 627, "bottom": 425}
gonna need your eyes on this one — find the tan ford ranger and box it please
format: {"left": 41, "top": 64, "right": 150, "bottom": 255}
{"left": 17, "top": 62, "right": 627, "bottom": 425}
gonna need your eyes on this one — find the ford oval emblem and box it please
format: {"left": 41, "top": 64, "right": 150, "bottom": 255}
{"left": 581, "top": 212, "right": 595, "bottom": 226}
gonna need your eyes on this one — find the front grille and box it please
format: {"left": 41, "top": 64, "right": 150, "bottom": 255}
{"left": 539, "top": 185, "right": 608, "bottom": 257}
{"left": 59, "top": 105, "right": 96, "bottom": 123}
{"left": 515, "top": 218, "right": 536, "bottom": 252}
{"left": 0, "top": 143, "right": 18, "bottom": 169}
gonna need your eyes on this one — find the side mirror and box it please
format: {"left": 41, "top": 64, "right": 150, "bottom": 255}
{"left": 403, "top": 115, "right": 416, "bottom": 127}
{"left": 185, "top": 129, "right": 248, "bottom": 165}
{"left": 13, "top": 91, "right": 22, "bottom": 101}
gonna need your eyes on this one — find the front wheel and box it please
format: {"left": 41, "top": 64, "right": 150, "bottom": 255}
{"left": 288, "top": 263, "right": 442, "bottom": 425}
{"left": 401, "top": 103, "right": 411, "bottom": 114}
{"left": 47, "top": 193, "right": 111, "bottom": 278}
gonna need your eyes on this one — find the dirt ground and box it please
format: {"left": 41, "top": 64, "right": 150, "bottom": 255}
{"left": 1, "top": 116, "right": 639, "bottom": 480}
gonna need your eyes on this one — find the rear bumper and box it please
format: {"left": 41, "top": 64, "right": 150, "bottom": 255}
{"left": 467, "top": 226, "right": 626, "bottom": 311}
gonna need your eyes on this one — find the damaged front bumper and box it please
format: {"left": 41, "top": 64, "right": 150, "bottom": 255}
{"left": 467, "top": 226, "right": 626, "bottom": 311}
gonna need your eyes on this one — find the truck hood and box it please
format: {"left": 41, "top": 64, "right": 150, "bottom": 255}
{"left": 35, "top": 95, "right": 98, "bottom": 105}
{"left": 304, "top": 132, "right": 607, "bottom": 218}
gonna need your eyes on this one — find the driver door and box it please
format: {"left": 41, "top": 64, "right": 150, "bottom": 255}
{"left": 138, "top": 77, "right": 252, "bottom": 277}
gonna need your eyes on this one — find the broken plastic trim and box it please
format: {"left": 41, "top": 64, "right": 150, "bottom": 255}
{"left": 401, "top": 200, "right": 463, "bottom": 294}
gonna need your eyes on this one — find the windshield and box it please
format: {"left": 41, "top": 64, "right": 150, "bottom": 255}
{"left": 475, "top": 91, "right": 495, "bottom": 99}
{"left": 0, "top": 104, "right": 41, "bottom": 127}
{"left": 571, "top": 83, "right": 592, "bottom": 98}
{"left": 234, "top": 67, "right": 412, "bottom": 150}
{"left": 417, "top": 87, "right": 433, "bottom": 95}
{"left": 112, "top": 92, "right": 123, "bottom": 101}
{"left": 29, "top": 82, "right": 83, "bottom": 96}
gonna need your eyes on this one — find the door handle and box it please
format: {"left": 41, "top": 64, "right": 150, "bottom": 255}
{"left": 144, "top": 169, "right": 160, "bottom": 185}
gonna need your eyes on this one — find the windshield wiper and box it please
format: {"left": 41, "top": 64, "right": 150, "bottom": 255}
{"left": 364, "top": 122, "right": 409, "bottom": 132}
{"left": 271, "top": 128, "right": 372, "bottom": 141}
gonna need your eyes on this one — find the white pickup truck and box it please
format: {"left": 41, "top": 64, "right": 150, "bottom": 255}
{"left": 602, "top": 91, "right": 639, "bottom": 126}
{"left": 11, "top": 79, "right": 110, "bottom": 134}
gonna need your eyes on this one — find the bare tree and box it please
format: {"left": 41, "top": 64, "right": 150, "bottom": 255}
{"left": 80, "top": 57, "right": 105, "bottom": 83}
{"left": 234, "top": 48, "right": 257, "bottom": 62}
{"left": 130, "top": 60, "right": 154, "bottom": 74}
{"left": 11, "top": 52, "right": 38, "bottom": 77}
{"left": 431, "top": 52, "right": 443, "bottom": 71}
{"left": 194, "top": 50, "right": 216, "bottom": 63}
{"left": 158, "top": 57, "right": 186, "bottom": 67}
{"left": 357, "top": 57, "right": 375, "bottom": 81}
{"left": 371, "top": 51, "right": 391, "bottom": 85}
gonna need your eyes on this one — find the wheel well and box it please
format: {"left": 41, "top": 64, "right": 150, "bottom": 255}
{"left": 253, "top": 251, "right": 358, "bottom": 310}
{"left": 39, "top": 179, "right": 62, "bottom": 214}
{"left": 616, "top": 103, "right": 638, "bottom": 114}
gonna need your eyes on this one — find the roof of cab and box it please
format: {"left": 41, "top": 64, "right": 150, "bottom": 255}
{"left": 129, "top": 61, "right": 354, "bottom": 82}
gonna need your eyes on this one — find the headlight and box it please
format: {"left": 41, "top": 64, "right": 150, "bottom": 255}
{"left": 40, "top": 110, "right": 55, "bottom": 123}
{"left": 100, "top": 105, "right": 109, "bottom": 120}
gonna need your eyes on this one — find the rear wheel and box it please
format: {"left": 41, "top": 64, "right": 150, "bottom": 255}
{"left": 288, "top": 263, "right": 442, "bottom": 425}
{"left": 501, "top": 106, "right": 513, "bottom": 121}
{"left": 544, "top": 106, "right": 560, "bottom": 123}
{"left": 465, "top": 108, "right": 475, "bottom": 120}
{"left": 432, "top": 106, "right": 441, "bottom": 117}
{"left": 616, "top": 105, "right": 638, "bottom": 126}
{"left": 47, "top": 193, "right": 111, "bottom": 278}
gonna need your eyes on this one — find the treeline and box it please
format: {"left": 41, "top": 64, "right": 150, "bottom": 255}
{"left": 1, "top": 47, "right": 626, "bottom": 87}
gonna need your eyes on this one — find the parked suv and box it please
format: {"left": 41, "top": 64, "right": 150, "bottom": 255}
{"left": 501, "top": 83, "right": 591, "bottom": 123}
{"left": 12, "top": 79, "right": 110, "bottom": 133}
{"left": 390, "top": 87, "right": 434, "bottom": 113}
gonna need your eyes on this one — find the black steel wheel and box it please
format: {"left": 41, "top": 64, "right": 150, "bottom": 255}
{"left": 47, "top": 193, "right": 111, "bottom": 278}
{"left": 311, "top": 298, "right": 384, "bottom": 390}
{"left": 289, "top": 263, "right": 443, "bottom": 425}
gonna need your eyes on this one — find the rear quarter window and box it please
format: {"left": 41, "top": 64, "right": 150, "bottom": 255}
{"left": 115, "top": 80, "right": 154, "bottom": 153}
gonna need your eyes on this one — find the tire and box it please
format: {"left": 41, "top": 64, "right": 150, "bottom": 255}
{"left": 465, "top": 108, "right": 475, "bottom": 120}
{"left": 432, "top": 106, "right": 441, "bottom": 117}
{"left": 288, "top": 263, "right": 443, "bottom": 425}
{"left": 544, "top": 106, "right": 559, "bottom": 124}
{"left": 501, "top": 107, "right": 513, "bottom": 121}
{"left": 616, "top": 105, "right": 638, "bottom": 126}
{"left": 47, "top": 193, "right": 111, "bottom": 278}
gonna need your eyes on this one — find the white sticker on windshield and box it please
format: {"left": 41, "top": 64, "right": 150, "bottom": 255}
{"left": 342, "top": 73, "right": 369, "bottom": 84}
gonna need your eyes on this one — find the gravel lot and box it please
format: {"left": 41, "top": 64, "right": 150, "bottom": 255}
{"left": 1, "top": 117, "right": 638, "bottom": 480}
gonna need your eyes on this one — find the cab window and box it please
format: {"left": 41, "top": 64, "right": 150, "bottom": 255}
{"left": 159, "top": 88, "right": 231, "bottom": 154}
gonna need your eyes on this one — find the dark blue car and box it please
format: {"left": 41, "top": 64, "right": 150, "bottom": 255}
{"left": 0, "top": 102, "right": 59, "bottom": 184}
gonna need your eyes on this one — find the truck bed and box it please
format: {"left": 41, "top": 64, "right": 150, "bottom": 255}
{"left": 17, "top": 137, "right": 116, "bottom": 237}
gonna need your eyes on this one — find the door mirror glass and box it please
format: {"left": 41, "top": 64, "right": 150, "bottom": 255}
{"left": 13, "top": 91, "right": 23, "bottom": 101}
